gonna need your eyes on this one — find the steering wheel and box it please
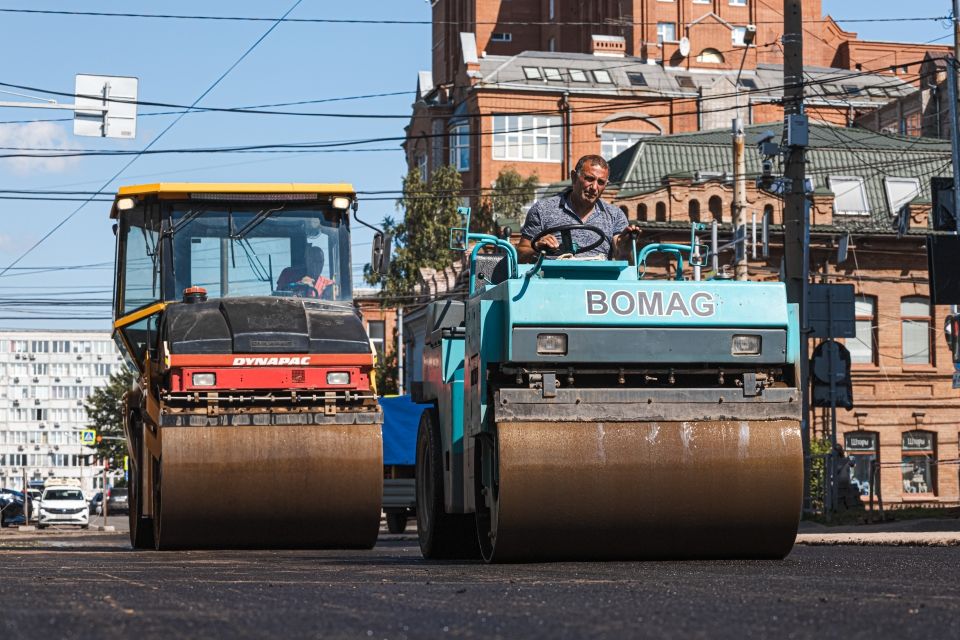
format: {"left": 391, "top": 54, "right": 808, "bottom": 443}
{"left": 531, "top": 223, "right": 610, "bottom": 256}
{"left": 286, "top": 281, "right": 319, "bottom": 298}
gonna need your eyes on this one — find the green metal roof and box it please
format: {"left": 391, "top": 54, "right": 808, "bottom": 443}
{"left": 610, "top": 123, "right": 951, "bottom": 232}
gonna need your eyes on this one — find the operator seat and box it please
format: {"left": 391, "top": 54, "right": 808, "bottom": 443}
{"left": 473, "top": 251, "right": 510, "bottom": 287}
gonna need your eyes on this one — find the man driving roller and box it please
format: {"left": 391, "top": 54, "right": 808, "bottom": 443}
{"left": 276, "top": 245, "right": 335, "bottom": 298}
{"left": 517, "top": 154, "right": 641, "bottom": 263}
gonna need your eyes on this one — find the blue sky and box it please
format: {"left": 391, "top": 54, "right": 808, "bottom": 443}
{"left": 0, "top": 1, "right": 952, "bottom": 329}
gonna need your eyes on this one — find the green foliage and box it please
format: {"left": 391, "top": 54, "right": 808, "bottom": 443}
{"left": 475, "top": 167, "right": 540, "bottom": 234}
{"left": 373, "top": 326, "right": 399, "bottom": 396}
{"left": 364, "top": 165, "right": 464, "bottom": 298}
{"left": 84, "top": 367, "right": 134, "bottom": 470}
{"left": 807, "top": 437, "right": 833, "bottom": 514}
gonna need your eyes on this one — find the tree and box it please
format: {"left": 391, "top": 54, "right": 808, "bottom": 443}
{"left": 84, "top": 367, "right": 135, "bottom": 476}
{"left": 475, "top": 167, "right": 540, "bottom": 235}
{"left": 365, "top": 165, "right": 463, "bottom": 297}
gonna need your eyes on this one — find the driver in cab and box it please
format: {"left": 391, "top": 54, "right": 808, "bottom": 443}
{"left": 276, "top": 245, "right": 335, "bottom": 298}
{"left": 517, "top": 154, "right": 641, "bottom": 263}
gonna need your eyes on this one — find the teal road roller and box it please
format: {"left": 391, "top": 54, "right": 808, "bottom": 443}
{"left": 413, "top": 209, "right": 803, "bottom": 562}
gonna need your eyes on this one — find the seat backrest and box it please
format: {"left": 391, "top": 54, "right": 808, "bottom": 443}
{"left": 474, "top": 253, "right": 510, "bottom": 287}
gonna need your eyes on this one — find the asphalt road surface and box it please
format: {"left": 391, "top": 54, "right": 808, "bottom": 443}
{"left": 0, "top": 531, "right": 957, "bottom": 640}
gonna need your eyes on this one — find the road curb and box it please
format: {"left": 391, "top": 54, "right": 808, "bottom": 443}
{"left": 796, "top": 533, "right": 960, "bottom": 546}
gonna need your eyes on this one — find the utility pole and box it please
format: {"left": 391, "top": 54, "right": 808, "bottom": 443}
{"left": 783, "top": 0, "right": 811, "bottom": 509}
{"left": 732, "top": 118, "right": 748, "bottom": 280}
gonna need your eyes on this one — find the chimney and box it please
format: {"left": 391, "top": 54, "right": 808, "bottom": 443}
{"left": 591, "top": 35, "right": 626, "bottom": 57}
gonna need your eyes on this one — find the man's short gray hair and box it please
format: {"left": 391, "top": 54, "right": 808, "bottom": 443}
{"left": 574, "top": 154, "right": 609, "bottom": 175}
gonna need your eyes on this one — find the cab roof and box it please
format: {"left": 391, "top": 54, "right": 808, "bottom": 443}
{"left": 109, "top": 182, "right": 356, "bottom": 218}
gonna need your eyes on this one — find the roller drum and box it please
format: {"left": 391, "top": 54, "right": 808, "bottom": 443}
{"left": 155, "top": 424, "right": 382, "bottom": 549}
{"left": 486, "top": 420, "right": 802, "bottom": 562}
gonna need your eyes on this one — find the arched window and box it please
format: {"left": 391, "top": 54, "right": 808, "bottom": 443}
{"left": 655, "top": 202, "right": 666, "bottom": 222}
{"left": 901, "top": 296, "right": 931, "bottom": 365}
{"left": 619, "top": 205, "right": 629, "bottom": 215}
{"left": 638, "top": 203, "right": 648, "bottom": 221}
{"left": 901, "top": 430, "right": 936, "bottom": 495}
{"left": 708, "top": 196, "right": 723, "bottom": 222}
{"left": 697, "top": 48, "right": 725, "bottom": 64}
{"left": 844, "top": 431, "right": 879, "bottom": 499}
{"left": 763, "top": 204, "right": 774, "bottom": 224}
{"left": 688, "top": 199, "right": 700, "bottom": 222}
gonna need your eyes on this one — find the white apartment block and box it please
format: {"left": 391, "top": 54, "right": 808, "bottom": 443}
{"left": 0, "top": 329, "right": 124, "bottom": 495}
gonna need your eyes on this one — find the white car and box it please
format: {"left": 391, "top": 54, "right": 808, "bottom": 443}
{"left": 38, "top": 485, "right": 89, "bottom": 529}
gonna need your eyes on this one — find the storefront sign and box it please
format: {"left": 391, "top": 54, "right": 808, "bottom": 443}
{"left": 845, "top": 432, "right": 876, "bottom": 452}
{"left": 902, "top": 431, "right": 934, "bottom": 451}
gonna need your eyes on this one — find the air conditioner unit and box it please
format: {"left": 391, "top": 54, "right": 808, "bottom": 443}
{"left": 12, "top": 400, "right": 19, "bottom": 406}
{"left": 76, "top": 355, "right": 82, "bottom": 360}
{"left": 53, "top": 423, "right": 60, "bottom": 428}
{"left": 14, "top": 354, "right": 20, "bottom": 360}
{"left": 34, "top": 399, "right": 41, "bottom": 405}
{"left": 47, "top": 470, "right": 54, "bottom": 476}
{"left": 97, "top": 355, "right": 102, "bottom": 361}
{"left": 13, "top": 377, "right": 19, "bottom": 384}
{"left": 17, "top": 446, "right": 23, "bottom": 451}
{"left": 28, "top": 355, "right": 35, "bottom": 361}
{"left": 32, "top": 377, "right": 38, "bottom": 383}
{"left": 33, "top": 445, "right": 40, "bottom": 451}
{"left": 53, "top": 445, "right": 59, "bottom": 451}
{"left": 75, "top": 378, "right": 82, "bottom": 383}
{"left": 39, "top": 423, "right": 45, "bottom": 429}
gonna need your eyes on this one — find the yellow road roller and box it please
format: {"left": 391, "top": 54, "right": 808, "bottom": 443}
{"left": 110, "top": 183, "right": 387, "bottom": 549}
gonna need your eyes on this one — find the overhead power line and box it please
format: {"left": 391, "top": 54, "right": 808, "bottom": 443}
{"left": 0, "top": 8, "right": 948, "bottom": 27}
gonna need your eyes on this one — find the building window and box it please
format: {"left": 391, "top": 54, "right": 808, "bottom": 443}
{"left": 708, "top": 196, "right": 723, "bottom": 222}
{"left": 601, "top": 132, "right": 646, "bottom": 159}
{"left": 491, "top": 32, "right": 512, "bottom": 42}
{"left": 732, "top": 27, "right": 748, "bottom": 46}
{"left": 548, "top": 37, "right": 556, "bottom": 52}
{"left": 549, "top": 0, "right": 555, "bottom": 20}
{"left": 569, "top": 69, "right": 588, "bottom": 82}
{"left": 593, "top": 69, "right": 613, "bottom": 83}
{"left": 416, "top": 154, "right": 428, "bottom": 179}
{"left": 431, "top": 120, "right": 444, "bottom": 170}
{"left": 450, "top": 123, "right": 470, "bottom": 171}
{"left": 849, "top": 295, "right": 877, "bottom": 365}
{"left": 638, "top": 203, "right": 648, "bottom": 221}
{"left": 492, "top": 114, "right": 562, "bottom": 162}
{"left": 523, "top": 67, "right": 543, "bottom": 80}
{"left": 655, "top": 202, "right": 667, "bottom": 222}
{"left": 693, "top": 0, "right": 710, "bottom": 3}
{"left": 657, "top": 22, "right": 676, "bottom": 44}
{"left": 844, "top": 432, "right": 878, "bottom": 497}
{"left": 901, "top": 296, "right": 931, "bottom": 365}
{"left": 543, "top": 67, "right": 562, "bottom": 81}
{"left": 901, "top": 431, "right": 936, "bottom": 494}
{"left": 689, "top": 199, "right": 700, "bottom": 222}
{"left": 729, "top": 0, "right": 747, "bottom": 5}
{"left": 884, "top": 177, "right": 921, "bottom": 217}
{"left": 697, "top": 48, "right": 725, "bottom": 64}
{"left": 368, "top": 321, "right": 385, "bottom": 355}
{"left": 829, "top": 176, "right": 870, "bottom": 215}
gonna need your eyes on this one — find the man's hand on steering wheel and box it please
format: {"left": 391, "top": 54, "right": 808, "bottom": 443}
{"left": 531, "top": 223, "right": 610, "bottom": 256}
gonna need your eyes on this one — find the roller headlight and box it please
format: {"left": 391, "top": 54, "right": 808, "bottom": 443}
{"left": 326, "top": 371, "right": 350, "bottom": 385}
{"left": 536, "top": 333, "right": 568, "bottom": 355}
{"left": 192, "top": 372, "right": 216, "bottom": 386}
{"left": 731, "top": 334, "right": 762, "bottom": 356}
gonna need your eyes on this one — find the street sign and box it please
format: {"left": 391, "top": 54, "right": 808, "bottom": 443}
{"left": 74, "top": 74, "right": 138, "bottom": 139}
{"left": 807, "top": 283, "right": 855, "bottom": 338}
{"left": 80, "top": 429, "right": 96, "bottom": 445}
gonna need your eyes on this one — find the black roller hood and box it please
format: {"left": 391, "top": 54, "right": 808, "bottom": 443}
{"left": 164, "top": 297, "right": 371, "bottom": 355}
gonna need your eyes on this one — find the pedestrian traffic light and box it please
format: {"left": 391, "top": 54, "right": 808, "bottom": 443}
{"left": 945, "top": 314, "right": 960, "bottom": 363}
{"left": 96, "top": 435, "right": 103, "bottom": 444}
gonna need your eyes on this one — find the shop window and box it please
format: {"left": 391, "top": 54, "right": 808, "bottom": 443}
{"left": 655, "top": 202, "right": 666, "bottom": 222}
{"left": 844, "top": 432, "right": 878, "bottom": 497}
{"left": 848, "top": 295, "right": 877, "bottom": 364}
{"left": 901, "top": 430, "right": 936, "bottom": 495}
{"left": 689, "top": 199, "right": 700, "bottom": 222}
{"left": 900, "top": 296, "right": 931, "bottom": 365}
{"left": 708, "top": 196, "right": 723, "bottom": 222}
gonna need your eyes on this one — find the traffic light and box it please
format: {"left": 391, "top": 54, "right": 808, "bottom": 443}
{"left": 945, "top": 314, "right": 960, "bottom": 363}
{"left": 96, "top": 435, "right": 103, "bottom": 444}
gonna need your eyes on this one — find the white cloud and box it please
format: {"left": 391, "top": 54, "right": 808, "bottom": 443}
{"left": 0, "top": 232, "right": 17, "bottom": 254}
{"left": 0, "top": 121, "right": 80, "bottom": 174}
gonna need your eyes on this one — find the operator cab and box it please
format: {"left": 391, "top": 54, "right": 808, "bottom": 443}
{"left": 110, "top": 184, "right": 358, "bottom": 369}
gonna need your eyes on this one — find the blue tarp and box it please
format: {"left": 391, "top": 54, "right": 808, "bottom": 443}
{"left": 380, "top": 395, "right": 428, "bottom": 466}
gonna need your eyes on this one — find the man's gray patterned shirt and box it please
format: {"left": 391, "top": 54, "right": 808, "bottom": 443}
{"left": 521, "top": 189, "right": 627, "bottom": 257}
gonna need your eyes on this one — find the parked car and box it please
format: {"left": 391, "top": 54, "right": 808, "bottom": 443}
{"left": 0, "top": 492, "right": 25, "bottom": 527}
{"left": 105, "top": 487, "right": 129, "bottom": 515}
{"left": 26, "top": 488, "right": 42, "bottom": 522}
{"left": 38, "top": 481, "right": 89, "bottom": 529}
{"left": 89, "top": 492, "right": 103, "bottom": 515}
